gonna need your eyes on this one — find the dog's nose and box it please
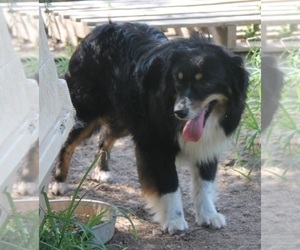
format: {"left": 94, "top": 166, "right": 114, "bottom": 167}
{"left": 174, "top": 108, "right": 188, "bottom": 119}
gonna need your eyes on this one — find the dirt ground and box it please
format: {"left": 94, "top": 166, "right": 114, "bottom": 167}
{"left": 261, "top": 167, "right": 300, "bottom": 250}
{"left": 49, "top": 135, "right": 261, "bottom": 250}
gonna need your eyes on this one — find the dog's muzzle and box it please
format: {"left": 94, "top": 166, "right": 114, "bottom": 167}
{"left": 174, "top": 98, "right": 189, "bottom": 120}
{"left": 174, "top": 108, "right": 189, "bottom": 120}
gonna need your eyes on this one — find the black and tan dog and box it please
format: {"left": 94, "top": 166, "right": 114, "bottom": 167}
{"left": 51, "top": 22, "right": 249, "bottom": 234}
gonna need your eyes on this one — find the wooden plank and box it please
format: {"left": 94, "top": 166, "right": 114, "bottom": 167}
{"left": 40, "top": 0, "right": 259, "bottom": 18}
{"left": 39, "top": 10, "right": 75, "bottom": 201}
{"left": 83, "top": 14, "right": 260, "bottom": 27}
{"left": 208, "top": 25, "right": 237, "bottom": 49}
{"left": 262, "top": 15, "right": 300, "bottom": 25}
{"left": 263, "top": 10, "right": 300, "bottom": 16}
{"left": 0, "top": 7, "right": 38, "bottom": 223}
{"left": 71, "top": 10, "right": 259, "bottom": 25}
{"left": 67, "top": 8, "right": 260, "bottom": 21}
{"left": 263, "top": 0, "right": 300, "bottom": 7}
{"left": 42, "top": 11, "right": 62, "bottom": 41}
{"left": 62, "top": 8, "right": 259, "bottom": 22}
{"left": 44, "top": 1, "right": 260, "bottom": 15}
{"left": 39, "top": 0, "right": 258, "bottom": 8}
{"left": 263, "top": 6, "right": 300, "bottom": 11}
{"left": 63, "top": 8, "right": 299, "bottom": 26}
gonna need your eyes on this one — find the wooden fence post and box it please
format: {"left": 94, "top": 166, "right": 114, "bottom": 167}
{"left": 39, "top": 10, "right": 75, "bottom": 212}
{"left": 0, "top": 7, "right": 38, "bottom": 223}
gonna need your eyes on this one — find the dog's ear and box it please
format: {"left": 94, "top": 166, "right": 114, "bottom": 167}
{"left": 220, "top": 53, "right": 249, "bottom": 135}
{"left": 134, "top": 56, "right": 168, "bottom": 101}
{"left": 228, "top": 54, "right": 249, "bottom": 100}
{"left": 141, "top": 57, "right": 165, "bottom": 90}
{"left": 168, "top": 50, "right": 188, "bottom": 66}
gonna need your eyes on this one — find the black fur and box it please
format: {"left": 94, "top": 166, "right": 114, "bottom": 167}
{"left": 197, "top": 158, "right": 218, "bottom": 181}
{"left": 261, "top": 55, "right": 283, "bottom": 132}
{"left": 53, "top": 22, "right": 249, "bottom": 232}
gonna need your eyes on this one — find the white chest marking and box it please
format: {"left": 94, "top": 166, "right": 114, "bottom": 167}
{"left": 176, "top": 115, "right": 229, "bottom": 165}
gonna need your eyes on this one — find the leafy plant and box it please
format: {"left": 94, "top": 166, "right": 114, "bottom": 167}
{"left": 39, "top": 199, "right": 107, "bottom": 250}
{"left": 39, "top": 153, "right": 107, "bottom": 249}
{"left": 245, "top": 24, "right": 260, "bottom": 39}
{"left": 278, "top": 24, "right": 298, "bottom": 38}
{"left": 21, "top": 57, "right": 39, "bottom": 78}
{"left": 54, "top": 43, "right": 74, "bottom": 77}
{"left": 39, "top": 152, "right": 137, "bottom": 249}
{"left": 263, "top": 48, "right": 300, "bottom": 176}
{"left": 54, "top": 56, "right": 69, "bottom": 77}
{"left": 234, "top": 49, "right": 261, "bottom": 178}
{"left": 0, "top": 190, "right": 39, "bottom": 250}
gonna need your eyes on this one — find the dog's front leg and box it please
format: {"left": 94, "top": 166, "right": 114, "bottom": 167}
{"left": 191, "top": 159, "right": 226, "bottom": 229}
{"left": 135, "top": 145, "right": 188, "bottom": 234}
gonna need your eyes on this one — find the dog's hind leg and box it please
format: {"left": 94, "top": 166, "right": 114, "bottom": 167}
{"left": 15, "top": 141, "right": 39, "bottom": 195}
{"left": 91, "top": 121, "right": 129, "bottom": 183}
{"left": 90, "top": 127, "right": 117, "bottom": 183}
{"left": 51, "top": 119, "right": 100, "bottom": 195}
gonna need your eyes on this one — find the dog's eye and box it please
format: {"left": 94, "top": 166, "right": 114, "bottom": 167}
{"left": 177, "top": 72, "right": 184, "bottom": 80}
{"left": 195, "top": 73, "right": 203, "bottom": 81}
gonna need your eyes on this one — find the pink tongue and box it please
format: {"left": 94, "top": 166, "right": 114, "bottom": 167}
{"left": 183, "top": 110, "right": 206, "bottom": 142}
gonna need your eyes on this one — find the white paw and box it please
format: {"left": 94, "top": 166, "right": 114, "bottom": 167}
{"left": 90, "top": 170, "right": 113, "bottom": 183}
{"left": 163, "top": 217, "right": 188, "bottom": 235}
{"left": 197, "top": 212, "right": 226, "bottom": 229}
{"left": 50, "top": 181, "right": 68, "bottom": 195}
{"left": 14, "top": 181, "right": 38, "bottom": 195}
{"left": 146, "top": 188, "right": 188, "bottom": 235}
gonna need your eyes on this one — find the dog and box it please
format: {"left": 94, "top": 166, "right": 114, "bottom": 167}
{"left": 51, "top": 22, "right": 249, "bottom": 234}
{"left": 261, "top": 55, "right": 283, "bottom": 132}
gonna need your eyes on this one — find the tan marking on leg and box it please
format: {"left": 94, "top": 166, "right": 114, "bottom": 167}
{"left": 55, "top": 119, "right": 102, "bottom": 182}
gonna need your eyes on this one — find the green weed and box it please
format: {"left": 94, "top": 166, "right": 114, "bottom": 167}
{"left": 0, "top": 190, "right": 39, "bottom": 249}
{"left": 21, "top": 57, "right": 39, "bottom": 78}
{"left": 39, "top": 152, "right": 137, "bottom": 249}
{"left": 263, "top": 48, "right": 300, "bottom": 175}
{"left": 39, "top": 153, "right": 107, "bottom": 249}
{"left": 234, "top": 49, "right": 261, "bottom": 175}
{"left": 54, "top": 57, "right": 69, "bottom": 78}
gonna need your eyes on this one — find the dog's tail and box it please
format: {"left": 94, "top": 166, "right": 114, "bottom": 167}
{"left": 108, "top": 14, "right": 112, "bottom": 24}
{"left": 63, "top": 71, "right": 71, "bottom": 82}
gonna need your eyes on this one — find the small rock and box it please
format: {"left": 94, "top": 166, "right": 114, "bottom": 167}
{"left": 152, "top": 229, "right": 163, "bottom": 236}
{"left": 224, "top": 159, "right": 236, "bottom": 166}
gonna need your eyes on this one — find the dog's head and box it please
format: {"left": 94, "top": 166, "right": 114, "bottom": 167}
{"left": 166, "top": 40, "right": 249, "bottom": 141}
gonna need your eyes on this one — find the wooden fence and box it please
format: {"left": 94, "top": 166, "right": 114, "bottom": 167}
{"left": 0, "top": 8, "right": 38, "bottom": 223}
{"left": 2, "top": 1, "right": 298, "bottom": 52}
{"left": 0, "top": 6, "right": 75, "bottom": 223}
{"left": 39, "top": 9, "right": 75, "bottom": 210}
{"left": 39, "top": 0, "right": 299, "bottom": 52}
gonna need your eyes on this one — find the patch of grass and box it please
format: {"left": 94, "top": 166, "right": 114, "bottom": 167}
{"left": 39, "top": 152, "right": 137, "bottom": 249}
{"left": 21, "top": 57, "right": 39, "bottom": 78}
{"left": 234, "top": 49, "right": 261, "bottom": 177}
{"left": 263, "top": 48, "right": 300, "bottom": 175}
{"left": 235, "top": 47, "right": 300, "bottom": 180}
{"left": 0, "top": 190, "right": 39, "bottom": 250}
{"left": 244, "top": 24, "right": 260, "bottom": 39}
{"left": 39, "top": 198, "right": 107, "bottom": 250}
{"left": 54, "top": 56, "right": 69, "bottom": 78}
{"left": 54, "top": 43, "right": 74, "bottom": 77}
{"left": 278, "top": 24, "right": 298, "bottom": 38}
{"left": 39, "top": 153, "right": 106, "bottom": 249}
